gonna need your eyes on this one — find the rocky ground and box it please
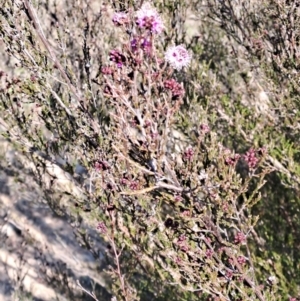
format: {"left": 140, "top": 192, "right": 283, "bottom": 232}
{"left": 0, "top": 138, "right": 111, "bottom": 301}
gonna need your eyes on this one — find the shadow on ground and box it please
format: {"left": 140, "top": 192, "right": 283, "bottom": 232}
{"left": 0, "top": 139, "right": 111, "bottom": 301}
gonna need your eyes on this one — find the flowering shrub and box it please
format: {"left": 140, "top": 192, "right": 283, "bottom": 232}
{"left": 0, "top": 0, "right": 299, "bottom": 301}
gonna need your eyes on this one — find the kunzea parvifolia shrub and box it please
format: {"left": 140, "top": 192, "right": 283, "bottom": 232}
{"left": 0, "top": 1, "right": 296, "bottom": 301}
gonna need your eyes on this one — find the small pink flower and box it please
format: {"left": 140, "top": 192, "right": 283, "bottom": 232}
{"left": 175, "top": 257, "right": 182, "bottom": 265}
{"left": 237, "top": 255, "right": 247, "bottom": 265}
{"left": 129, "top": 181, "right": 139, "bottom": 190}
{"left": 150, "top": 131, "right": 158, "bottom": 140}
{"left": 224, "top": 149, "right": 241, "bottom": 166}
{"left": 218, "top": 247, "right": 225, "bottom": 253}
{"left": 136, "top": 2, "right": 164, "bottom": 34}
{"left": 120, "top": 178, "right": 128, "bottom": 185}
{"left": 205, "top": 249, "right": 214, "bottom": 258}
{"left": 96, "top": 222, "right": 107, "bottom": 234}
{"left": 180, "top": 245, "right": 189, "bottom": 252}
{"left": 144, "top": 119, "right": 151, "bottom": 127}
{"left": 164, "top": 78, "right": 185, "bottom": 98}
{"left": 178, "top": 234, "right": 186, "bottom": 243}
{"left": 183, "top": 147, "right": 194, "bottom": 161}
{"left": 200, "top": 124, "right": 210, "bottom": 134}
{"left": 131, "top": 37, "right": 152, "bottom": 54}
{"left": 225, "top": 270, "right": 233, "bottom": 280}
{"left": 222, "top": 202, "right": 229, "bottom": 212}
{"left": 95, "top": 160, "right": 110, "bottom": 171}
{"left": 174, "top": 194, "right": 182, "bottom": 202}
{"left": 181, "top": 210, "right": 191, "bottom": 217}
{"left": 244, "top": 148, "right": 259, "bottom": 169}
{"left": 112, "top": 12, "right": 129, "bottom": 26}
{"left": 101, "top": 66, "right": 113, "bottom": 75}
{"left": 109, "top": 49, "right": 126, "bottom": 68}
{"left": 234, "top": 232, "right": 246, "bottom": 245}
{"left": 176, "top": 235, "right": 189, "bottom": 252}
{"left": 205, "top": 237, "right": 211, "bottom": 244}
{"left": 165, "top": 45, "right": 191, "bottom": 70}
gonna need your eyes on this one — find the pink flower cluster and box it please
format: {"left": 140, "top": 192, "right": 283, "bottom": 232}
{"left": 136, "top": 2, "right": 164, "bottom": 34}
{"left": 95, "top": 160, "right": 110, "bottom": 171}
{"left": 165, "top": 45, "right": 191, "bottom": 70}
{"left": 205, "top": 249, "right": 214, "bottom": 258}
{"left": 96, "top": 221, "right": 107, "bottom": 234}
{"left": 164, "top": 78, "right": 185, "bottom": 98}
{"left": 177, "top": 234, "right": 189, "bottom": 252}
{"left": 131, "top": 37, "right": 152, "bottom": 54}
{"left": 109, "top": 49, "right": 126, "bottom": 68}
{"left": 110, "top": 4, "right": 192, "bottom": 72}
{"left": 112, "top": 12, "right": 129, "bottom": 26}
{"left": 129, "top": 181, "right": 139, "bottom": 190}
{"left": 199, "top": 124, "right": 210, "bottom": 134}
{"left": 183, "top": 147, "right": 194, "bottom": 161}
{"left": 224, "top": 150, "right": 241, "bottom": 167}
{"left": 243, "top": 148, "right": 259, "bottom": 169}
{"left": 101, "top": 66, "right": 113, "bottom": 75}
{"left": 237, "top": 255, "right": 247, "bottom": 265}
{"left": 234, "top": 232, "right": 246, "bottom": 245}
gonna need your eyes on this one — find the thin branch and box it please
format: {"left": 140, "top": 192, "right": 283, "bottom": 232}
{"left": 77, "top": 280, "right": 99, "bottom": 301}
{"left": 22, "top": 0, "right": 101, "bottom": 133}
{"left": 46, "top": 83, "right": 74, "bottom": 117}
{"left": 23, "top": 0, "right": 82, "bottom": 107}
